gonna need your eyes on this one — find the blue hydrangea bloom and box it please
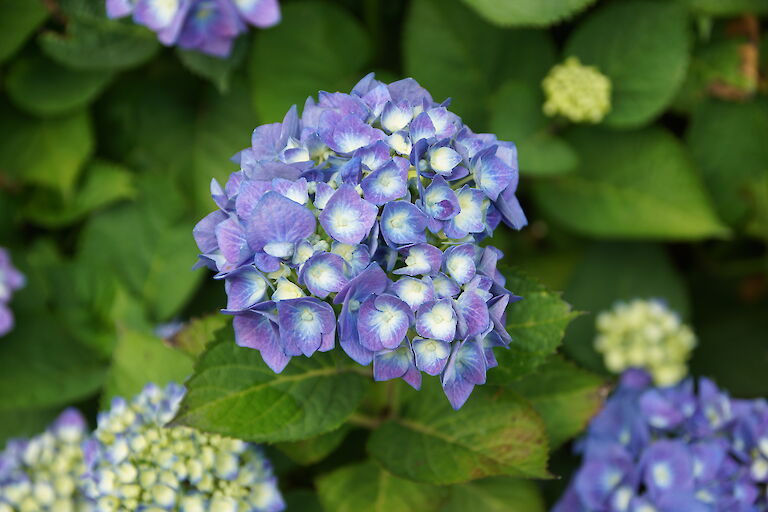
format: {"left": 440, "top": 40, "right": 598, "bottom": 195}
{"left": 82, "top": 382, "right": 285, "bottom": 511}
{"left": 0, "top": 247, "right": 25, "bottom": 338}
{"left": 0, "top": 409, "right": 89, "bottom": 511}
{"left": 554, "top": 369, "right": 768, "bottom": 512}
{"left": 194, "top": 74, "right": 527, "bottom": 409}
{"left": 106, "top": 0, "right": 280, "bottom": 57}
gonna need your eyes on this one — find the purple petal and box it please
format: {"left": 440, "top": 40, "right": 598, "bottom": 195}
{"left": 373, "top": 343, "right": 413, "bottom": 381}
{"left": 355, "top": 140, "right": 391, "bottom": 172}
{"left": 358, "top": 294, "right": 413, "bottom": 351}
{"left": 361, "top": 84, "right": 391, "bottom": 118}
{"left": 487, "top": 295, "right": 512, "bottom": 344}
{"left": 193, "top": 210, "right": 227, "bottom": 253}
{"left": 416, "top": 299, "right": 457, "bottom": 342}
{"left": 298, "top": 252, "right": 349, "bottom": 299}
{"left": 387, "top": 78, "right": 433, "bottom": 106}
{"left": 361, "top": 157, "right": 409, "bottom": 204}
{"left": 429, "top": 145, "right": 462, "bottom": 175}
{"left": 335, "top": 262, "right": 390, "bottom": 305}
{"left": 272, "top": 177, "right": 308, "bottom": 204}
{"left": 215, "top": 216, "right": 251, "bottom": 265}
{"left": 422, "top": 176, "right": 460, "bottom": 220}
{"left": 235, "top": 180, "right": 272, "bottom": 218}
{"left": 392, "top": 276, "right": 435, "bottom": 311}
{"left": 393, "top": 243, "right": 442, "bottom": 276}
{"left": 277, "top": 298, "right": 336, "bottom": 357}
{"left": 442, "top": 244, "right": 477, "bottom": 285}
{"left": 331, "top": 242, "right": 371, "bottom": 278}
{"left": 444, "top": 186, "right": 486, "bottom": 239}
{"left": 494, "top": 184, "right": 528, "bottom": 230}
{"left": 412, "top": 337, "right": 450, "bottom": 376}
{"left": 314, "top": 181, "right": 335, "bottom": 209}
{"left": 471, "top": 148, "right": 514, "bottom": 201}
{"left": 641, "top": 440, "right": 694, "bottom": 497}
{"left": 225, "top": 266, "right": 268, "bottom": 310}
{"left": 0, "top": 304, "right": 14, "bottom": 337}
{"left": 409, "top": 112, "right": 436, "bottom": 143}
{"left": 432, "top": 273, "right": 461, "bottom": 298}
{"left": 253, "top": 251, "right": 281, "bottom": 273}
{"left": 234, "top": 312, "right": 290, "bottom": 373}
{"left": 455, "top": 290, "right": 490, "bottom": 338}
{"left": 381, "top": 101, "right": 414, "bottom": 133}
{"left": 325, "top": 116, "right": 384, "bottom": 154}
{"left": 246, "top": 191, "right": 316, "bottom": 250}
{"left": 426, "top": 107, "right": 460, "bottom": 139}
{"left": 380, "top": 201, "right": 428, "bottom": 247}
{"left": 441, "top": 340, "right": 486, "bottom": 410}
{"left": 134, "top": 0, "right": 180, "bottom": 30}
{"left": 106, "top": 0, "right": 134, "bottom": 18}
{"left": 338, "top": 306, "right": 374, "bottom": 366}
{"left": 319, "top": 184, "right": 378, "bottom": 244}
{"left": 338, "top": 156, "right": 363, "bottom": 185}
{"left": 233, "top": 0, "right": 280, "bottom": 27}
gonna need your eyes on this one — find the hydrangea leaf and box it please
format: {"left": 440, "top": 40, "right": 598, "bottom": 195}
{"left": 0, "top": 407, "right": 60, "bottom": 447}
{"left": 5, "top": 53, "right": 113, "bottom": 117}
{"left": 22, "top": 160, "right": 135, "bottom": 228}
{"left": 316, "top": 460, "right": 446, "bottom": 512}
{"left": 284, "top": 490, "right": 324, "bottom": 512}
{"left": 686, "top": 99, "right": 768, "bottom": 227}
{"left": 367, "top": 380, "right": 549, "bottom": 485}
{"left": 562, "top": 242, "right": 689, "bottom": 373}
{"left": 177, "top": 36, "right": 248, "bottom": 93}
{"left": 532, "top": 126, "right": 730, "bottom": 239}
{"left": 173, "top": 335, "right": 370, "bottom": 442}
{"left": 565, "top": 0, "right": 689, "bottom": 128}
{"left": 250, "top": 1, "right": 370, "bottom": 122}
{"left": 0, "top": 103, "right": 93, "bottom": 196}
{"left": 488, "top": 267, "right": 578, "bottom": 383}
{"left": 0, "top": 0, "right": 48, "bottom": 63}
{"left": 166, "top": 314, "right": 230, "bottom": 358}
{"left": 490, "top": 80, "right": 577, "bottom": 176}
{"left": 504, "top": 356, "right": 605, "bottom": 448}
{"left": 684, "top": 0, "right": 768, "bottom": 15}
{"left": 101, "top": 328, "right": 194, "bottom": 407}
{"left": 460, "top": 0, "right": 596, "bottom": 27}
{"left": 404, "top": 0, "right": 555, "bottom": 128}
{"left": 441, "top": 477, "right": 545, "bottom": 512}
{"left": 276, "top": 426, "right": 350, "bottom": 466}
{"left": 39, "top": 16, "right": 159, "bottom": 71}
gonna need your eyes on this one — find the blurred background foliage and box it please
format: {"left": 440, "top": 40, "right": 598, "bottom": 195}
{"left": 0, "top": 0, "right": 767, "bottom": 509}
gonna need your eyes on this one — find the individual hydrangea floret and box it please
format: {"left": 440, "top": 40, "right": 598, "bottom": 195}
{"left": 81, "top": 382, "right": 285, "bottom": 512}
{"left": 542, "top": 56, "right": 612, "bottom": 123}
{"left": 105, "top": 0, "right": 280, "bottom": 57}
{"left": 0, "top": 247, "right": 25, "bottom": 338}
{"left": 555, "top": 369, "right": 768, "bottom": 512}
{"left": 194, "top": 73, "right": 528, "bottom": 409}
{"left": 0, "top": 409, "right": 89, "bottom": 512}
{"left": 595, "top": 299, "right": 696, "bottom": 387}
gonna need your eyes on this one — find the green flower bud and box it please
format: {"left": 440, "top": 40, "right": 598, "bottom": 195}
{"left": 542, "top": 57, "right": 612, "bottom": 123}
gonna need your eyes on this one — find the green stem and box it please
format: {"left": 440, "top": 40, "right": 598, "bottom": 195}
{"left": 348, "top": 413, "right": 381, "bottom": 429}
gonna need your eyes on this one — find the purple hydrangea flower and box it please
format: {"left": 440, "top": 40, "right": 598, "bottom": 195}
{"left": 554, "top": 369, "right": 768, "bottom": 512}
{"left": 0, "top": 247, "right": 25, "bottom": 337}
{"left": 106, "top": 0, "right": 281, "bottom": 57}
{"left": 194, "top": 74, "right": 529, "bottom": 409}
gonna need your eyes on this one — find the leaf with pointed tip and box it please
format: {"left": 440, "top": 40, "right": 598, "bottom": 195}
{"left": 174, "top": 335, "right": 369, "bottom": 442}
{"left": 367, "top": 380, "right": 549, "bottom": 485}
{"left": 0, "top": 0, "right": 48, "bottom": 63}
{"left": 276, "top": 426, "right": 350, "bottom": 465}
{"left": 441, "top": 476, "right": 545, "bottom": 512}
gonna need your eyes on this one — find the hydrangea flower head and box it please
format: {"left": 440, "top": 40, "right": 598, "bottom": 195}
{"left": 81, "top": 382, "right": 284, "bottom": 511}
{"left": 542, "top": 57, "right": 612, "bottom": 123}
{"left": 0, "top": 247, "right": 25, "bottom": 337}
{"left": 194, "top": 73, "right": 528, "bottom": 409}
{"left": 0, "top": 409, "right": 89, "bottom": 512}
{"left": 595, "top": 299, "right": 696, "bottom": 386}
{"left": 555, "top": 369, "right": 768, "bottom": 512}
{"left": 106, "top": 0, "right": 280, "bottom": 57}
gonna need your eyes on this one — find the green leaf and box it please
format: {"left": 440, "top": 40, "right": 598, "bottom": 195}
{"left": 0, "top": 407, "right": 60, "bottom": 447}
{"left": 284, "top": 490, "right": 324, "bottom": 512}
{"left": 744, "top": 173, "right": 768, "bottom": 239}
{"left": 23, "top": 160, "right": 136, "bottom": 227}
{"left": 565, "top": 0, "right": 689, "bottom": 128}
{"left": 441, "top": 477, "right": 545, "bottom": 512}
{"left": 404, "top": 0, "right": 556, "bottom": 129}
{"left": 276, "top": 426, "right": 350, "bottom": 465}
{"left": 490, "top": 80, "right": 577, "bottom": 176}
{"left": 0, "top": 103, "right": 93, "bottom": 195}
{"left": 317, "top": 461, "right": 446, "bottom": 512}
{"left": 0, "top": 0, "right": 47, "bottom": 63}
{"left": 367, "top": 381, "right": 549, "bottom": 485}
{"left": 686, "top": 99, "right": 768, "bottom": 226}
{"left": 192, "top": 79, "right": 255, "bottom": 216}
{"left": 562, "top": 242, "right": 690, "bottom": 372}
{"left": 78, "top": 175, "right": 203, "bottom": 322}
{"left": 102, "top": 328, "right": 194, "bottom": 406}
{"left": 504, "top": 356, "right": 604, "bottom": 448}
{"left": 5, "top": 53, "right": 113, "bottom": 117}
{"left": 249, "top": 1, "right": 370, "bottom": 122}
{"left": 174, "top": 336, "right": 369, "bottom": 442}
{"left": 166, "top": 314, "right": 230, "bottom": 358}
{"left": 685, "top": 0, "right": 768, "bottom": 15}
{"left": 39, "top": 16, "right": 159, "bottom": 71}
{"left": 532, "top": 126, "right": 729, "bottom": 239}
{"left": 488, "top": 267, "right": 577, "bottom": 383}
{"left": 177, "top": 37, "right": 247, "bottom": 92}
{"left": 460, "top": 0, "right": 596, "bottom": 27}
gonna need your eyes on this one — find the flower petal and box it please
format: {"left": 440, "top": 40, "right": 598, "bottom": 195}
{"left": 412, "top": 337, "right": 451, "bottom": 376}
{"left": 233, "top": 312, "right": 290, "bottom": 373}
{"left": 441, "top": 340, "right": 486, "bottom": 410}
{"left": 246, "top": 191, "right": 316, "bottom": 250}
{"left": 442, "top": 244, "right": 477, "bottom": 285}
{"left": 380, "top": 201, "right": 428, "bottom": 247}
{"left": 392, "top": 277, "right": 435, "bottom": 311}
{"left": 358, "top": 294, "right": 413, "bottom": 351}
{"left": 224, "top": 267, "right": 268, "bottom": 310}
{"left": 361, "top": 157, "right": 409, "bottom": 204}
{"left": 422, "top": 176, "right": 460, "bottom": 220}
{"left": 319, "top": 184, "right": 378, "bottom": 244}
{"left": 393, "top": 243, "right": 442, "bottom": 276}
{"left": 277, "top": 298, "right": 335, "bottom": 357}
{"left": 299, "top": 252, "right": 349, "bottom": 299}
{"left": 416, "top": 299, "right": 457, "bottom": 342}
{"left": 233, "top": 0, "right": 280, "bottom": 27}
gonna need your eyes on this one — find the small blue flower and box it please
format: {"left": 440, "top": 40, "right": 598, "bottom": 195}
{"left": 0, "top": 247, "right": 24, "bottom": 338}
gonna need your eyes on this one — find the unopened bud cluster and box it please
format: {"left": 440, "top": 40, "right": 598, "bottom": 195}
{"left": 542, "top": 57, "right": 612, "bottom": 123}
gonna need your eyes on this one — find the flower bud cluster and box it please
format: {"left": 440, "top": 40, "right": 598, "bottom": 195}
{"left": 542, "top": 56, "right": 612, "bottom": 123}
{"left": 106, "top": 0, "right": 280, "bottom": 57}
{"left": 555, "top": 369, "right": 768, "bottom": 512}
{"left": 0, "top": 409, "right": 89, "bottom": 512}
{"left": 82, "top": 383, "right": 284, "bottom": 512}
{"left": 0, "top": 247, "right": 24, "bottom": 337}
{"left": 595, "top": 299, "right": 696, "bottom": 386}
{"left": 194, "top": 73, "right": 527, "bottom": 409}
